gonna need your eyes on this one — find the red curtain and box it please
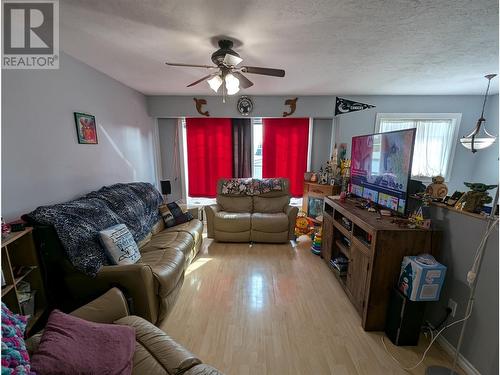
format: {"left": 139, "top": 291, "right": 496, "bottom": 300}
{"left": 262, "top": 118, "right": 309, "bottom": 197}
{"left": 186, "top": 118, "right": 233, "bottom": 197}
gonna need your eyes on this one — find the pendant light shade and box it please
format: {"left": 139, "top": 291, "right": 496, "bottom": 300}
{"left": 460, "top": 74, "right": 497, "bottom": 153}
{"left": 207, "top": 75, "right": 223, "bottom": 93}
{"left": 225, "top": 73, "right": 240, "bottom": 95}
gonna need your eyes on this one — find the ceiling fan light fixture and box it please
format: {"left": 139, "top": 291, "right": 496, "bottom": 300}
{"left": 225, "top": 73, "right": 240, "bottom": 95}
{"left": 460, "top": 74, "right": 497, "bottom": 153}
{"left": 207, "top": 75, "right": 223, "bottom": 93}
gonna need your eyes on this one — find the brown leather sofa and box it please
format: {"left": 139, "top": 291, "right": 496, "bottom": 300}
{"left": 26, "top": 288, "right": 223, "bottom": 375}
{"left": 31, "top": 207, "right": 203, "bottom": 326}
{"left": 205, "top": 178, "right": 298, "bottom": 243}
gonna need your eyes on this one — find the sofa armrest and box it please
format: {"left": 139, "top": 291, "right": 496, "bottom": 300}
{"left": 205, "top": 204, "right": 221, "bottom": 238}
{"left": 285, "top": 205, "right": 299, "bottom": 240}
{"left": 115, "top": 315, "right": 202, "bottom": 375}
{"left": 96, "top": 264, "right": 159, "bottom": 324}
{"left": 70, "top": 287, "right": 129, "bottom": 323}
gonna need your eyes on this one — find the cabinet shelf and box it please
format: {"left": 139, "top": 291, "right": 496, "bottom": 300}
{"left": 2, "top": 228, "right": 47, "bottom": 335}
{"left": 320, "top": 196, "right": 439, "bottom": 331}
{"left": 335, "top": 239, "right": 350, "bottom": 258}
{"left": 13, "top": 266, "right": 37, "bottom": 285}
{"left": 333, "top": 220, "right": 351, "bottom": 239}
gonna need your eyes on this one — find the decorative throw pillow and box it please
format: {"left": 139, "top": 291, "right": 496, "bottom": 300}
{"left": 99, "top": 224, "right": 140, "bottom": 265}
{"left": 220, "top": 178, "right": 253, "bottom": 195}
{"left": 1, "top": 303, "right": 32, "bottom": 375}
{"left": 253, "top": 178, "right": 284, "bottom": 195}
{"left": 159, "top": 203, "right": 193, "bottom": 228}
{"left": 31, "top": 310, "right": 135, "bottom": 375}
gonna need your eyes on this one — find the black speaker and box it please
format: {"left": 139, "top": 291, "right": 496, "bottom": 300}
{"left": 385, "top": 288, "right": 426, "bottom": 346}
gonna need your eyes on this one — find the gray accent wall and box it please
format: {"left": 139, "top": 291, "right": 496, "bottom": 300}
{"left": 471, "top": 94, "right": 499, "bottom": 187}
{"left": 2, "top": 52, "right": 155, "bottom": 221}
{"left": 331, "top": 95, "right": 499, "bottom": 194}
{"left": 311, "top": 119, "right": 333, "bottom": 172}
{"left": 147, "top": 95, "right": 499, "bottom": 193}
{"left": 427, "top": 207, "right": 498, "bottom": 375}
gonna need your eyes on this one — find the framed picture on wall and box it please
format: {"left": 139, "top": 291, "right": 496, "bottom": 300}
{"left": 74, "top": 112, "right": 98, "bottom": 144}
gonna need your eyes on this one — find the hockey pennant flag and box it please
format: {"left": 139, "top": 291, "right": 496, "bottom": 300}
{"left": 335, "top": 97, "right": 375, "bottom": 116}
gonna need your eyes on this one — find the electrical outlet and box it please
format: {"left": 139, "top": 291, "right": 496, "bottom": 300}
{"left": 448, "top": 299, "right": 457, "bottom": 317}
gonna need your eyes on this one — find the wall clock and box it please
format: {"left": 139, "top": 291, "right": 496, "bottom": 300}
{"left": 237, "top": 96, "right": 253, "bottom": 116}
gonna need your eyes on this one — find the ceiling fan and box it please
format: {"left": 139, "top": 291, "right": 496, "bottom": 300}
{"left": 165, "top": 39, "right": 285, "bottom": 100}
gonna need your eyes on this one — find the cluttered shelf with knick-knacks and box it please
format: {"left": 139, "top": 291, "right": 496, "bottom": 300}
{"left": 321, "top": 196, "right": 440, "bottom": 331}
{"left": 1, "top": 228, "right": 47, "bottom": 334}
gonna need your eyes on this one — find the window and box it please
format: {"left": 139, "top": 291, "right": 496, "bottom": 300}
{"left": 252, "top": 118, "right": 263, "bottom": 179}
{"left": 181, "top": 117, "right": 311, "bottom": 202}
{"left": 375, "top": 113, "right": 461, "bottom": 181}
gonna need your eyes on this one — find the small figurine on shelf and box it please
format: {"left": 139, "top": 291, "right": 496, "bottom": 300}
{"left": 425, "top": 176, "right": 448, "bottom": 199}
{"left": 455, "top": 182, "right": 498, "bottom": 213}
{"left": 311, "top": 229, "right": 322, "bottom": 255}
{"left": 340, "top": 159, "right": 351, "bottom": 193}
{"left": 1, "top": 218, "right": 11, "bottom": 239}
{"left": 408, "top": 194, "right": 432, "bottom": 229}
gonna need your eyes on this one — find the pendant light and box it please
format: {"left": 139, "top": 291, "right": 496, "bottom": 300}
{"left": 460, "top": 74, "right": 497, "bottom": 153}
{"left": 224, "top": 73, "right": 240, "bottom": 95}
{"left": 207, "top": 75, "right": 223, "bottom": 93}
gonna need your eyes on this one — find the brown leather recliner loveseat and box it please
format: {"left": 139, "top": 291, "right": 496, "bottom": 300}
{"left": 26, "top": 288, "right": 224, "bottom": 375}
{"left": 205, "top": 178, "right": 298, "bottom": 243}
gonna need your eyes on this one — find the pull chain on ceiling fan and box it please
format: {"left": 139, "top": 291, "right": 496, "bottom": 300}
{"left": 165, "top": 39, "right": 285, "bottom": 101}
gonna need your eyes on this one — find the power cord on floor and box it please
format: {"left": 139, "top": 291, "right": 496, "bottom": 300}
{"left": 381, "top": 304, "right": 474, "bottom": 371}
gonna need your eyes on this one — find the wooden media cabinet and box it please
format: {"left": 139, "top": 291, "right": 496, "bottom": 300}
{"left": 321, "top": 196, "right": 440, "bottom": 331}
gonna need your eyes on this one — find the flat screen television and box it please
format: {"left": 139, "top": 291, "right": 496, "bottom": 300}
{"left": 350, "top": 128, "right": 416, "bottom": 215}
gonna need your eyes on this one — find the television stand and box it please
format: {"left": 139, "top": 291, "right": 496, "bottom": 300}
{"left": 321, "top": 196, "right": 440, "bottom": 331}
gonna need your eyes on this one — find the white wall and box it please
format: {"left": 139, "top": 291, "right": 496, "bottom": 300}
{"left": 2, "top": 52, "right": 156, "bottom": 221}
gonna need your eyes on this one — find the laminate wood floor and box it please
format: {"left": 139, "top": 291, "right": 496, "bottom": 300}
{"left": 161, "top": 237, "right": 463, "bottom": 375}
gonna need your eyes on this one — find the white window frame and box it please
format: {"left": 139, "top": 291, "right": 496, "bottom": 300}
{"left": 374, "top": 113, "right": 462, "bottom": 182}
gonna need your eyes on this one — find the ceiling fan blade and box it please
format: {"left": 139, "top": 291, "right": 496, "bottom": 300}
{"left": 187, "top": 74, "right": 216, "bottom": 87}
{"left": 241, "top": 66, "right": 285, "bottom": 77}
{"left": 232, "top": 72, "right": 254, "bottom": 89}
{"left": 223, "top": 53, "right": 243, "bottom": 67}
{"left": 165, "top": 62, "right": 216, "bottom": 69}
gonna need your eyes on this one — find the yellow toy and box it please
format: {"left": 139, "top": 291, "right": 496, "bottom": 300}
{"left": 294, "top": 211, "right": 314, "bottom": 238}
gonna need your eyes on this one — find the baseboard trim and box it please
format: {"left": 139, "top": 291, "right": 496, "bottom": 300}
{"left": 435, "top": 335, "right": 481, "bottom": 375}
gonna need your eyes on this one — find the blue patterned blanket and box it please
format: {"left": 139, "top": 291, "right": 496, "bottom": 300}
{"left": 25, "top": 182, "right": 162, "bottom": 276}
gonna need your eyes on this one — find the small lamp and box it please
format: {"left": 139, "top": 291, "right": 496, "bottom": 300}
{"left": 160, "top": 180, "right": 171, "bottom": 203}
{"left": 460, "top": 74, "right": 497, "bottom": 153}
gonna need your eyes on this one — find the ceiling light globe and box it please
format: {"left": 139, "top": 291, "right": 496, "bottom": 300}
{"left": 225, "top": 73, "right": 240, "bottom": 95}
{"left": 207, "top": 75, "right": 223, "bottom": 93}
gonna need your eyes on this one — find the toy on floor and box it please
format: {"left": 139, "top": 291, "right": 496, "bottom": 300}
{"left": 294, "top": 211, "right": 314, "bottom": 238}
{"left": 311, "top": 229, "right": 322, "bottom": 255}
